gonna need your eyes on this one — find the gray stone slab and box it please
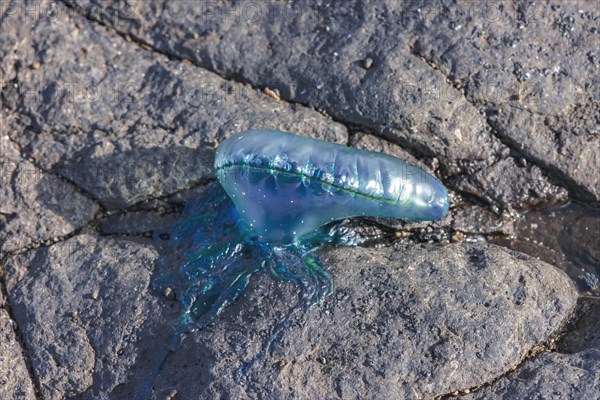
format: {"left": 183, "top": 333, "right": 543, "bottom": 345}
{"left": 3, "top": 234, "right": 165, "bottom": 400}
{"left": 2, "top": 235, "right": 578, "bottom": 399}
{"left": 65, "top": 0, "right": 501, "bottom": 164}
{"left": 408, "top": 1, "right": 600, "bottom": 201}
{"left": 0, "top": 135, "right": 99, "bottom": 253}
{"left": 465, "top": 349, "right": 600, "bottom": 400}
{"left": 1, "top": 0, "right": 348, "bottom": 209}
{"left": 0, "top": 307, "right": 37, "bottom": 400}
{"left": 63, "top": 0, "right": 591, "bottom": 206}
{"left": 152, "top": 243, "right": 577, "bottom": 399}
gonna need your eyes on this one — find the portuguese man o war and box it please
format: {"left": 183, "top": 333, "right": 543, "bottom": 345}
{"left": 141, "top": 130, "right": 448, "bottom": 397}
{"left": 157, "top": 129, "right": 448, "bottom": 329}
{"left": 215, "top": 130, "right": 449, "bottom": 244}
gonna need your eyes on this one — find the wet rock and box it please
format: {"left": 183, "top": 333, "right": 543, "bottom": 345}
{"left": 558, "top": 300, "right": 600, "bottom": 354}
{"left": 0, "top": 136, "right": 99, "bottom": 253}
{"left": 492, "top": 203, "right": 600, "bottom": 293}
{"left": 0, "top": 306, "right": 36, "bottom": 400}
{"left": 3, "top": 235, "right": 164, "bottom": 400}
{"left": 449, "top": 157, "right": 568, "bottom": 210}
{"left": 1, "top": 0, "right": 348, "bottom": 209}
{"left": 151, "top": 243, "right": 576, "bottom": 399}
{"left": 451, "top": 205, "right": 514, "bottom": 235}
{"left": 465, "top": 349, "right": 600, "bottom": 400}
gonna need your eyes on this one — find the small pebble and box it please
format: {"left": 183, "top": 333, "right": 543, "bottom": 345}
{"left": 164, "top": 287, "right": 176, "bottom": 301}
{"left": 451, "top": 232, "right": 465, "bottom": 242}
{"left": 263, "top": 87, "right": 281, "bottom": 101}
{"left": 363, "top": 57, "right": 374, "bottom": 69}
{"left": 165, "top": 389, "right": 177, "bottom": 400}
{"left": 91, "top": 290, "right": 100, "bottom": 300}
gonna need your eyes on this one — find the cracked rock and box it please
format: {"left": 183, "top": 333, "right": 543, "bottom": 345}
{"left": 449, "top": 157, "right": 568, "bottom": 210}
{"left": 409, "top": 1, "right": 600, "bottom": 201}
{"left": 149, "top": 243, "right": 576, "bottom": 399}
{"left": 64, "top": 0, "right": 589, "bottom": 209}
{"left": 3, "top": 235, "right": 163, "bottom": 400}
{"left": 0, "top": 136, "right": 99, "bottom": 252}
{"left": 0, "top": 291, "right": 36, "bottom": 400}
{"left": 1, "top": 0, "right": 348, "bottom": 209}
{"left": 464, "top": 349, "right": 600, "bottom": 400}
{"left": 64, "top": 0, "right": 504, "bottom": 166}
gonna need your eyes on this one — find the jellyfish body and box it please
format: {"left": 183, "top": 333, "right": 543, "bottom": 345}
{"left": 142, "top": 132, "right": 448, "bottom": 394}
{"left": 215, "top": 130, "right": 449, "bottom": 244}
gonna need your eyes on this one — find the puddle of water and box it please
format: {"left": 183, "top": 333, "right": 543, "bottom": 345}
{"left": 491, "top": 202, "right": 600, "bottom": 294}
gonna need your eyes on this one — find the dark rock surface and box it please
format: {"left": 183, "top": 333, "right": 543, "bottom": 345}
{"left": 558, "top": 300, "right": 600, "bottom": 354}
{"left": 465, "top": 349, "right": 600, "bottom": 400}
{"left": 0, "top": 1, "right": 598, "bottom": 399}
{"left": 0, "top": 135, "right": 99, "bottom": 252}
{"left": 3, "top": 234, "right": 164, "bottom": 400}
{"left": 412, "top": 2, "right": 600, "bottom": 202}
{"left": 1, "top": 0, "right": 348, "bottom": 209}
{"left": 492, "top": 203, "right": 600, "bottom": 293}
{"left": 0, "top": 289, "right": 36, "bottom": 400}
{"left": 151, "top": 244, "right": 576, "bottom": 399}
{"left": 464, "top": 296, "right": 600, "bottom": 399}
{"left": 63, "top": 0, "right": 597, "bottom": 207}
{"left": 2, "top": 238, "right": 579, "bottom": 399}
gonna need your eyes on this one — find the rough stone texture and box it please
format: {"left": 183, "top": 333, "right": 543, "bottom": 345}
{"left": 0, "top": 135, "right": 99, "bottom": 252}
{"left": 0, "top": 1, "right": 597, "bottom": 399}
{"left": 0, "top": 311, "right": 37, "bottom": 400}
{"left": 1, "top": 237, "right": 579, "bottom": 400}
{"left": 66, "top": 0, "right": 500, "bottom": 163}
{"left": 465, "top": 349, "right": 600, "bottom": 400}
{"left": 409, "top": 1, "right": 600, "bottom": 202}
{"left": 0, "top": 290, "right": 36, "bottom": 400}
{"left": 451, "top": 205, "right": 514, "bottom": 236}
{"left": 558, "top": 300, "right": 600, "bottom": 354}
{"left": 63, "top": 0, "right": 592, "bottom": 207}
{"left": 150, "top": 243, "right": 577, "bottom": 399}
{"left": 450, "top": 157, "right": 568, "bottom": 210}
{"left": 3, "top": 234, "right": 165, "bottom": 400}
{"left": 464, "top": 298, "right": 600, "bottom": 399}
{"left": 1, "top": 0, "right": 348, "bottom": 209}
